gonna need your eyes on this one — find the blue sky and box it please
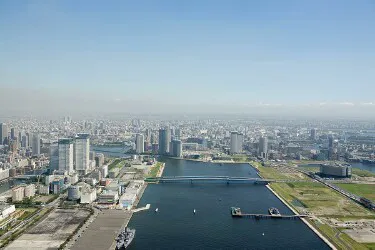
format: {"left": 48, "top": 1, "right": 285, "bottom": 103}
{"left": 1, "top": 0, "right": 375, "bottom": 115}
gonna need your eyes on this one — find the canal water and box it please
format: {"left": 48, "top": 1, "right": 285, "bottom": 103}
{"left": 128, "top": 159, "right": 329, "bottom": 250}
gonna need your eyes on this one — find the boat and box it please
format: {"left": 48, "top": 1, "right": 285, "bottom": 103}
{"left": 231, "top": 207, "right": 242, "bottom": 216}
{"left": 268, "top": 207, "right": 281, "bottom": 217}
{"left": 115, "top": 227, "right": 135, "bottom": 250}
{"left": 155, "top": 208, "right": 158, "bottom": 212}
{"left": 193, "top": 209, "right": 196, "bottom": 214}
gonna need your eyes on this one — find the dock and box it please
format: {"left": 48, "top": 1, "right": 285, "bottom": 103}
{"left": 133, "top": 204, "right": 150, "bottom": 213}
{"left": 231, "top": 207, "right": 307, "bottom": 220}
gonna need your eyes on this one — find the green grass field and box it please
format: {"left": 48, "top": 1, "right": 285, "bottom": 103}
{"left": 147, "top": 162, "right": 163, "bottom": 178}
{"left": 108, "top": 159, "right": 124, "bottom": 170}
{"left": 250, "top": 161, "right": 289, "bottom": 179}
{"left": 336, "top": 183, "right": 375, "bottom": 202}
{"left": 352, "top": 168, "right": 375, "bottom": 177}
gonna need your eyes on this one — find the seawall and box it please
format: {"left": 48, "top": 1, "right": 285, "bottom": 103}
{"left": 266, "top": 184, "right": 337, "bottom": 250}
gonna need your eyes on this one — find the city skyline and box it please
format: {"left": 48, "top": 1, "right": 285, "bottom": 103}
{"left": 1, "top": 1, "right": 375, "bottom": 117}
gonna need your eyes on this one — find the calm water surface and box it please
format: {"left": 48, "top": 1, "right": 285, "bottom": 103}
{"left": 128, "top": 159, "right": 329, "bottom": 250}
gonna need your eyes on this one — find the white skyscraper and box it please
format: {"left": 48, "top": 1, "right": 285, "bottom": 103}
{"left": 75, "top": 134, "right": 90, "bottom": 175}
{"left": 230, "top": 132, "right": 243, "bottom": 154}
{"left": 136, "top": 134, "right": 144, "bottom": 154}
{"left": 58, "top": 138, "right": 74, "bottom": 173}
{"left": 31, "top": 133, "right": 41, "bottom": 156}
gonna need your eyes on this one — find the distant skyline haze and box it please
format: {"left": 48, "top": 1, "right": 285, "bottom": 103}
{"left": 1, "top": 1, "right": 375, "bottom": 116}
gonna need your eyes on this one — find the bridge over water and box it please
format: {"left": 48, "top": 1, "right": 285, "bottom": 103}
{"left": 145, "top": 176, "right": 310, "bottom": 184}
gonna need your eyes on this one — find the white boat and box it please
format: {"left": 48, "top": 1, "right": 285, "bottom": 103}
{"left": 155, "top": 208, "right": 158, "bottom": 212}
{"left": 193, "top": 209, "right": 196, "bottom": 214}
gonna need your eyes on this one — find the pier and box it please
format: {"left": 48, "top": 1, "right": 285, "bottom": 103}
{"left": 133, "top": 204, "right": 150, "bottom": 213}
{"left": 231, "top": 207, "right": 308, "bottom": 220}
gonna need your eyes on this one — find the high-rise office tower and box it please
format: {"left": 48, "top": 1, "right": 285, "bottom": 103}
{"left": 175, "top": 128, "right": 181, "bottom": 140}
{"left": 310, "top": 128, "right": 317, "bottom": 140}
{"left": 171, "top": 140, "right": 182, "bottom": 157}
{"left": 230, "top": 132, "right": 243, "bottom": 154}
{"left": 136, "top": 134, "right": 145, "bottom": 154}
{"left": 230, "top": 132, "right": 238, "bottom": 154}
{"left": 31, "top": 133, "right": 41, "bottom": 156}
{"left": 0, "top": 123, "right": 8, "bottom": 145}
{"left": 258, "top": 136, "right": 268, "bottom": 159}
{"left": 21, "top": 135, "right": 28, "bottom": 148}
{"left": 158, "top": 128, "right": 171, "bottom": 155}
{"left": 10, "top": 128, "right": 17, "bottom": 140}
{"left": 58, "top": 138, "right": 74, "bottom": 173}
{"left": 145, "top": 129, "right": 151, "bottom": 140}
{"left": 49, "top": 143, "right": 59, "bottom": 172}
{"left": 75, "top": 134, "right": 90, "bottom": 175}
{"left": 328, "top": 134, "right": 334, "bottom": 148}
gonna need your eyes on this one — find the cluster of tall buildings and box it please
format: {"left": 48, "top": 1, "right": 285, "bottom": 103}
{"left": 0, "top": 122, "right": 42, "bottom": 157}
{"left": 134, "top": 128, "right": 182, "bottom": 157}
{"left": 50, "top": 133, "right": 91, "bottom": 175}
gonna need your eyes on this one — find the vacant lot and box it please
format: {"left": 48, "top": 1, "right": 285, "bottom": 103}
{"left": 336, "top": 183, "right": 375, "bottom": 202}
{"left": 5, "top": 209, "right": 90, "bottom": 250}
{"left": 270, "top": 182, "right": 374, "bottom": 217}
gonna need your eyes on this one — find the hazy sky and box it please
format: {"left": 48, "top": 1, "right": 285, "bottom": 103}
{"left": 1, "top": 1, "right": 375, "bottom": 116}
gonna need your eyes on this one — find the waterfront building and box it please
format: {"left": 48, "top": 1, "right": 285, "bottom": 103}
{"left": 75, "top": 133, "right": 90, "bottom": 175}
{"left": 230, "top": 132, "right": 243, "bottom": 154}
{"left": 0, "top": 123, "right": 8, "bottom": 145}
{"left": 158, "top": 128, "right": 171, "bottom": 155}
{"left": 320, "top": 163, "right": 351, "bottom": 178}
{"left": 171, "top": 140, "right": 182, "bottom": 157}
{"left": 58, "top": 138, "right": 74, "bottom": 173}
{"left": 136, "top": 133, "right": 145, "bottom": 154}
{"left": 31, "top": 133, "right": 41, "bottom": 156}
{"left": 258, "top": 136, "right": 268, "bottom": 159}
{"left": 12, "top": 186, "right": 25, "bottom": 202}
{"left": 97, "top": 191, "right": 119, "bottom": 204}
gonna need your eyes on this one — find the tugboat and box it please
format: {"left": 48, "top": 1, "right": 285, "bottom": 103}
{"left": 115, "top": 227, "right": 135, "bottom": 250}
{"left": 268, "top": 207, "right": 281, "bottom": 217}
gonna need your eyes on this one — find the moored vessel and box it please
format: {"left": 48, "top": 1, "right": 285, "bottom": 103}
{"left": 268, "top": 207, "right": 281, "bottom": 217}
{"left": 115, "top": 227, "right": 135, "bottom": 250}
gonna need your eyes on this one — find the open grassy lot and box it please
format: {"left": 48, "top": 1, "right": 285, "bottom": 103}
{"left": 336, "top": 183, "right": 375, "bottom": 202}
{"left": 250, "top": 161, "right": 289, "bottom": 179}
{"left": 108, "top": 159, "right": 125, "bottom": 170}
{"left": 270, "top": 182, "right": 373, "bottom": 217}
{"left": 147, "top": 162, "right": 163, "bottom": 178}
{"left": 352, "top": 169, "right": 375, "bottom": 178}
